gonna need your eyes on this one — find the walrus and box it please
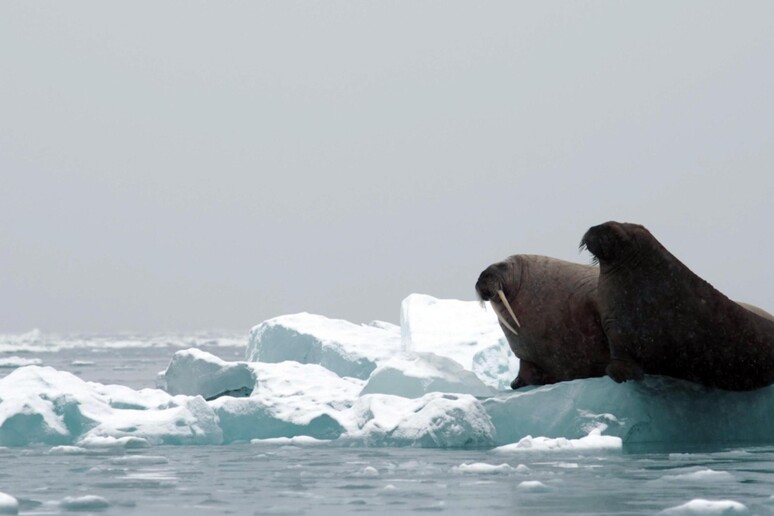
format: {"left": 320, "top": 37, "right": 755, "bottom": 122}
{"left": 475, "top": 255, "right": 611, "bottom": 388}
{"left": 580, "top": 221, "right": 774, "bottom": 391}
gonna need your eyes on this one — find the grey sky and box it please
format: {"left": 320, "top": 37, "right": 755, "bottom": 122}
{"left": 2, "top": 2, "right": 773, "bottom": 332}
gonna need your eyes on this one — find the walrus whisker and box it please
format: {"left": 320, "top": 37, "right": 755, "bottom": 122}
{"left": 491, "top": 300, "right": 519, "bottom": 336}
{"left": 578, "top": 242, "right": 599, "bottom": 264}
{"left": 497, "top": 289, "right": 521, "bottom": 328}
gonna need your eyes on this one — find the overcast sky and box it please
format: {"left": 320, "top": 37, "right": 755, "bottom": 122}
{"left": 2, "top": 2, "right": 773, "bottom": 333}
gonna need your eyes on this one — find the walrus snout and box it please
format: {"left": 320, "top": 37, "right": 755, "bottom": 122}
{"left": 475, "top": 267, "right": 504, "bottom": 302}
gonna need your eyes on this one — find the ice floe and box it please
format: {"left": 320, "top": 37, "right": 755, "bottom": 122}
{"left": 5, "top": 294, "right": 774, "bottom": 450}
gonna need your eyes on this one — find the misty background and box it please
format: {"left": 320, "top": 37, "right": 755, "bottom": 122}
{"left": 1, "top": 2, "right": 773, "bottom": 333}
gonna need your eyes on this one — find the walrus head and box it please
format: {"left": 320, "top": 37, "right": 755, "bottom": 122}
{"left": 580, "top": 221, "right": 649, "bottom": 265}
{"left": 476, "top": 260, "right": 517, "bottom": 302}
{"left": 476, "top": 258, "right": 522, "bottom": 334}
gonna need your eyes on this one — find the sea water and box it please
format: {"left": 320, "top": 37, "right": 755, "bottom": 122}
{"left": 3, "top": 341, "right": 774, "bottom": 515}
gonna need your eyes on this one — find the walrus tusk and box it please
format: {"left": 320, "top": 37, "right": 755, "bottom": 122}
{"left": 492, "top": 289, "right": 521, "bottom": 336}
{"left": 497, "top": 289, "right": 521, "bottom": 328}
{"left": 492, "top": 303, "right": 520, "bottom": 336}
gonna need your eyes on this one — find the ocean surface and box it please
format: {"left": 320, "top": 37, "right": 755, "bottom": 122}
{"left": 2, "top": 337, "right": 774, "bottom": 515}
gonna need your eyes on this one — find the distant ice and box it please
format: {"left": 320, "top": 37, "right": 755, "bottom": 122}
{"left": 516, "top": 480, "right": 552, "bottom": 492}
{"left": 659, "top": 499, "right": 749, "bottom": 515}
{"left": 453, "top": 462, "right": 516, "bottom": 474}
{"left": 250, "top": 436, "right": 330, "bottom": 446}
{"left": 357, "top": 466, "right": 379, "bottom": 477}
{"left": 0, "top": 329, "right": 245, "bottom": 353}
{"left": 109, "top": 455, "right": 169, "bottom": 465}
{"left": 60, "top": 495, "right": 110, "bottom": 511}
{"left": 653, "top": 469, "right": 735, "bottom": 484}
{"left": 0, "top": 357, "right": 42, "bottom": 369}
{"left": 70, "top": 360, "right": 96, "bottom": 366}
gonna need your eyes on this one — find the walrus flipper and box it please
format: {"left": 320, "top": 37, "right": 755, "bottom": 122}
{"left": 511, "top": 360, "right": 555, "bottom": 389}
{"left": 605, "top": 358, "right": 644, "bottom": 383}
{"left": 602, "top": 324, "right": 645, "bottom": 383}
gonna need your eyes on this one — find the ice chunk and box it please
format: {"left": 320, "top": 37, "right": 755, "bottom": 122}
{"left": 84, "top": 396, "right": 222, "bottom": 446}
{"left": 0, "top": 366, "right": 111, "bottom": 446}
{"left": 344, "top": 392, "right": 495, "bottom": 447}
{"left": 470, "top": 343, "right": 520, "bottom": 391}
{"left": 516, "top": 480, "right": 552, "bottom": 492}
{"left": 652, "top": 469, "right": 735, "bottom": 484}
{"left": 659, "top": 499, "right": 749, "bottom": 515}
{"left": 360, "top": 352, "right": 495, "bottom": 398}
{"left": 0, "top": 492, "right": 18, "bottom": 515}
{"left": 250, "top": 436, "right": 330, "bottom": 446}
{"left": 109, "top": 455, "right": 169, "bottom": 465}
{"left": 247, "top": 361, "right": 363, "bottom": 410}
{"left": 60, "top": 495, "right": 110, "bottom": 511}
{"left": 453, "top": 462, "right": 516, "bottom": 474}
{"left": 494, "top": 428, "right": 622, "bottom": 453}
{"left": 400, "top": 294, "right": 518, "bottom": 390}
{"left": 0, "top": 366, "right": 220, "bottom": 446}
{"left": 211, "top": 361, "right": 363, "bottom": 442}
{"left": 157, "top": 348, "right": 255, "bottom": 400}
{"left": 247, "top": 313, "right": 402, "bottom": 379}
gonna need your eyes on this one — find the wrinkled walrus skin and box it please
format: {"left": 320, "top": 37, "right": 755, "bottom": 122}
{"left": 475, "top": 255, "right": 610, "bottom": 389}
{"left": 581, "top": 221, "right": 774, "bottom": 391}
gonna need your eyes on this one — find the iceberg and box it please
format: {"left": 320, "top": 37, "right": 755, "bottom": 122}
{"left": 211, "top": 359, "right": 364, "bottom": 442}
{"left": 244, "top": 296, "right": 517, "bottom": 390}
{"left": 400, "top": 294, "right": 518, "bottom": 390}
{"left": 246, "top": 313, "right": 402, "bottom": 379}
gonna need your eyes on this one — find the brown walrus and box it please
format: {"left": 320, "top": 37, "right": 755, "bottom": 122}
{"left": 580, "top": 221, "right": 774, "bottom": 391}
{"left": 475, "top": 255, "right": 610, "bottom": 389}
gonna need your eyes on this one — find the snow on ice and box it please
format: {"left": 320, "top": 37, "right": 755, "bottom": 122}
{"left": 4, "top": 294, "right": 774, "bottom": 450}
